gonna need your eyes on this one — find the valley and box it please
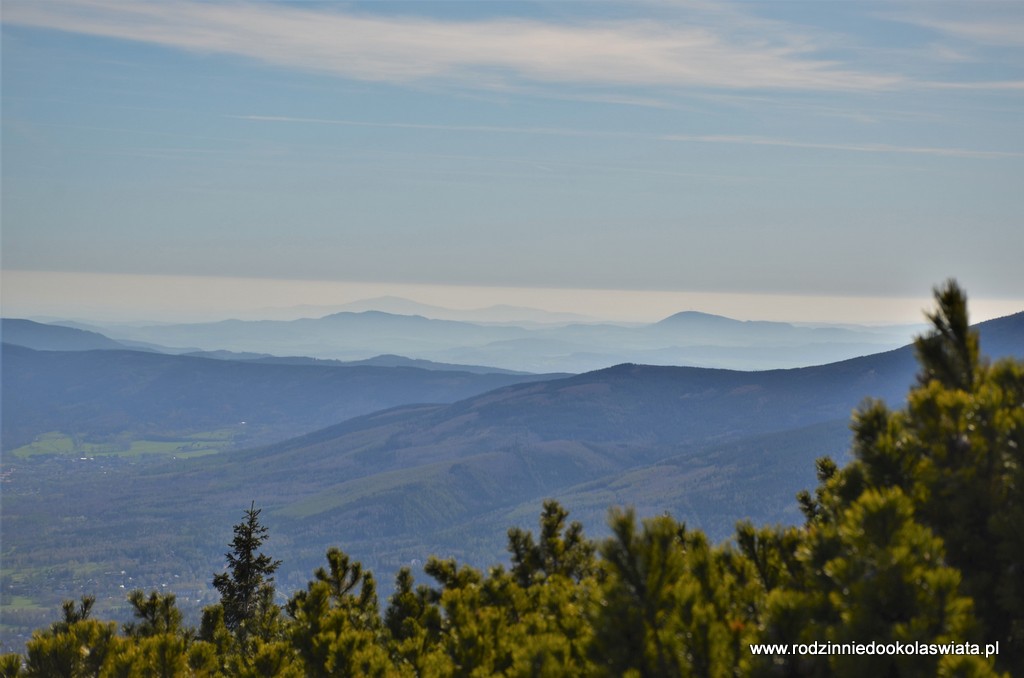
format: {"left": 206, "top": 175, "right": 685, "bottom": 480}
{"left": 2, "top": 309, "right": 1021, "bottom": 649}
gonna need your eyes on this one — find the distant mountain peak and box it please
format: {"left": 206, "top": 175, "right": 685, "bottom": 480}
{"left": 319, "top": 309, "right": 427, "bottom": 321}
{"left": 331, "top": 298, "right": 597, "bottom": 325}
{"left": 656, "top": 310, "right": 740, "bottom": 325}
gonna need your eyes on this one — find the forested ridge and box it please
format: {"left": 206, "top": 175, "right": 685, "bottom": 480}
{"left": 3, "top": 282, "right": 1021, "bottom": 677}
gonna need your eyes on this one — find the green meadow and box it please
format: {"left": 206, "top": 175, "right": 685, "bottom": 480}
{"left": 9, "top": 430, "right": 239, "bottom": 459}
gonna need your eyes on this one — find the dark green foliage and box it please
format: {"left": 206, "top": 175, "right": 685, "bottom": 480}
{"left": 796, "top": 281, "right": 1023, "bottom": 674}
{"left": 122, "top": 590, "right": 184, "bottom": 639}
{"left": 0, "top": 653, "right": 25, "bottom": 678}
{"left": 384, "top": 567, "right": 439, "bottom": 644}
{"left": 734, "top": 522, "right": 803, "bottom": 595}
{"left": 384, "top": 566, "right": 443, "bottom": 673}
{"left": 56, "top": 597, "right": 95, "bottom": 631}
{"left": 214, "top": 503, "right": 281, "bottom": 630}
{"left": 197, "top": 603, "right": 233, "bottom": 660}
{"left": 508, "top": 499, "right": 596, "bottom": 586}
{"left": 212, "top": 502, "right": 282, "bottom": 652}
{"left": 591, "top": 510, "right": 760, "bottom": 677}
{"left": 23, "top": 622, "right": 117, "bottom": 678}
{"left": 915, "top": 279, "right": 980, "bottom": 390}
{"left": 798, "top": 488, "right": 978, "bottom": 676}
{"left": 286, "top": 547, "right": 391, "bottom": 676}
{"left": 591, "top": 509, "right": 688, "bottom": 676}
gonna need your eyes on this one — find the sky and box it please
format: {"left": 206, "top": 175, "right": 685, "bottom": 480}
{"left": 2, "top": 1, "right": 1022, "bottom": 323}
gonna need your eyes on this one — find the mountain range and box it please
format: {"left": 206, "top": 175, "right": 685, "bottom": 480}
{"left": 45, "top": 307, "right": 923, "bottom": 372}
{"left": 3, "top": 310, "right": 1020, "bottom": 638}
{"left": 0, "top": 337, "right": 560, "bottom": 452}
{"left": 266, "top": 296, "right": 600, "bottom": 325}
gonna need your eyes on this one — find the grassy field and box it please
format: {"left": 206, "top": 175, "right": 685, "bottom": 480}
{"left": 2, "top": 596, "right": 44, "bottom": 611}
{"left": 9, "top": 430, "right": 239, "bottom": 459}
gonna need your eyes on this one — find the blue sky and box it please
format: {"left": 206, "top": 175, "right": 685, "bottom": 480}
{"left": 2, "top": 1, "right": 1022, "bottom": 322}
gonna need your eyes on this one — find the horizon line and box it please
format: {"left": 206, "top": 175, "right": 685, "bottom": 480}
{"left": 3, "top": 270, "right": 1022, "bottom": 326}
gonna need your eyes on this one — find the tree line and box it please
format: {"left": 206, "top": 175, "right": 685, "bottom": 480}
{"left": 2, "top": 281, "right": 1021, "bottom": 677}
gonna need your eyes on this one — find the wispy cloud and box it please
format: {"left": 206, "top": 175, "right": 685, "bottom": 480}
{"left": 230, "top": 115, "right": 631, "bottom": 139}
{"left": 2, "top": 0, "right": 902, "bottom": 92}
{"left": 906, "top": 17, "right": 1024, "bottom": 48}
{"left": 234, "top": 114, "right": 1022, "bottom": 159}
{"left": 662, "top": 134, "right": 1024, "bottom": 159}
{"left": 924, "top": 80, "right": 1024, "bottom": 91}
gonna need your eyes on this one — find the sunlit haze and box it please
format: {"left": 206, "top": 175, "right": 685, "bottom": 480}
{"left": 3, "top": 270, "right": 1021, "bottom": 326}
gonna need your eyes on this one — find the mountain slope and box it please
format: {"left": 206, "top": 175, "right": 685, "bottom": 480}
{"left": 168, "top": 310, "right": 1024, "bottom": 556}
{"left": 0, "top": 345, "right": 561, "bottom": 450}
{"left": 1, "top": 318, "right": 127, "bottom": 351}
{"left": 3, "top": 312, "right": 1020, "bottom": 627}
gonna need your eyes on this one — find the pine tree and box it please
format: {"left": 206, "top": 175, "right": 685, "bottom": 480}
{"left": 287, "top": 547, "right": 393, "bottom": 677}
{"left": 788, "top": 280, "right": 1020, "bottom": 675}
{"left": 21, "top": 598, "right": 117, "bottom": 678}
{"left": 122, "top": 590, "right": 183, "bottom": 639}
{"left": 914, "top": 278, "right": 979, "bottom": 391}
{"left": 508, "top": 499, "right": 596, "bottom": 587}
{"left": 384, "top": 567, "right": 444, "bottom": 672}
{"left": 212, "top": 502, "right": 282, "bottom": 651}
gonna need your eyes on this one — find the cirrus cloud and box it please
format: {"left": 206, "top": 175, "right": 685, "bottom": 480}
{"left": 2, "top": 0, "right": 903, "bottom": 92}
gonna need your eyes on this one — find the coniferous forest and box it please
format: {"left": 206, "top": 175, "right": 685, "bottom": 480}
{"left": 2, "top": 282, "right": 1021, "bottom": 677}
